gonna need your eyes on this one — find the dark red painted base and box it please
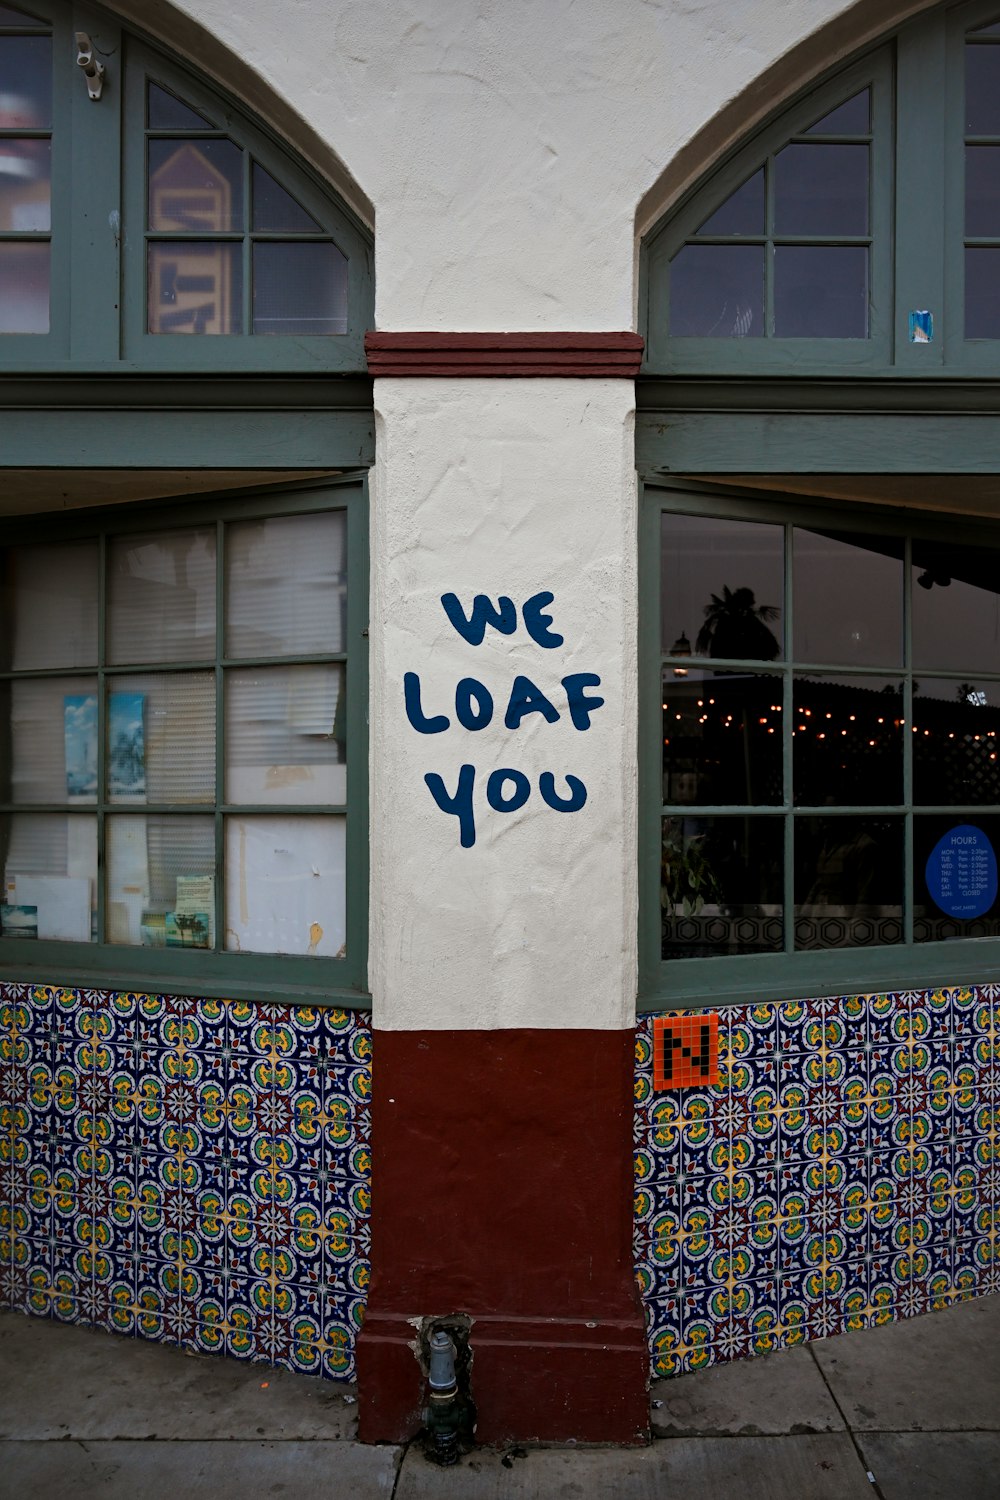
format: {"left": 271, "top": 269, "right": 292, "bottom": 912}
{"left": 356, "top": 1028, "right": 649, "bottom": 1445}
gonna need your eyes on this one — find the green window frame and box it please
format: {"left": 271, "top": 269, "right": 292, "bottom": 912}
{"left": 639, "top": 480, "right": 1000, "bottom": 1011}
{"left": 642, "top": 0, "right": 1000, "bottom": 378}
{"left": 0, "top": 0, "right": 373, "bottom": 372}
{"left": 0, "top": 476, "right": 370, "bottom": 1007}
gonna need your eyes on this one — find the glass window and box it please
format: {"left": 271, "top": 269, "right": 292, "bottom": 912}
{"left": 144, "top": 80, "right": 349, "bottom": 338}
{"left": 667, "top": 88, "right": 872, "bottom": 342}
{"left": 0, "top": 9, "right": 51, "bottom": 333}
{"left": 0, "top": 495, "right": 358, "bottom": 972}
{"left": 656, "top": 499, "right": 1000, "bottom": 977}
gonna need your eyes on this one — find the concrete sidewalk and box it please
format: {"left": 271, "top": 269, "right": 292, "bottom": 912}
{"left": 2, "top": 1297, "right": 998, "bottom": 1498}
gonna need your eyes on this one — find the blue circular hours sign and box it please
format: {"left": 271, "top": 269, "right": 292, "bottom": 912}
{"left": 925, "top": 824, "right": 998, "bottom": 920}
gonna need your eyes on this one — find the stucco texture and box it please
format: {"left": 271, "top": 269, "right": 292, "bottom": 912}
{"left": 370, "top": 379, "right": 637, "bottom": 1030}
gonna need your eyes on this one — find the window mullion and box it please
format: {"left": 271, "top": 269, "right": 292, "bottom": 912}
{"left": 215, "top": 518, "right": 225, "bottom": 953}
{"left": 96, "top": 530, "right": 107, "bottom": 945}
{"left": 903, "top": 535, "right": 914, "bottom": 945}
{"left": 782, "top": 520, "right": 794, "bottom": 953}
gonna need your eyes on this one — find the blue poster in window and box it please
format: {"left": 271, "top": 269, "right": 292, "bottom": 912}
{"left": 925, "top": 824, "right": 998, "bottom": 919}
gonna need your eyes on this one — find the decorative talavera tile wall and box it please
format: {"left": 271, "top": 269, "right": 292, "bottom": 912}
{"left": 635, "top": 988, "right": 1000, "bottom": 1377}
{"left": 0, "top": 983, "right": 371, "bottom": 1380}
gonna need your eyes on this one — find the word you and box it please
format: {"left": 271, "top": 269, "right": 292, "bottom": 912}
{"left": 404, "top": 591, "right": 605, "bottom": 847}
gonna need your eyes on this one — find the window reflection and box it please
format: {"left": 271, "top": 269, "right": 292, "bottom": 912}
{"left": 662, "top": 670, "right": 783, "bottom": 807}
{"left": 794, "top": 529, "right": 902, "bottom": 665}
{"left": 669, "top": 243, "right": 763, "bottom": 338}
{"left": 793, "top": 676, "right": 903, "bottom": 806}
{"left": 661, "top": 815, "right": 783, "bottom": 959}
{"left": 911, "top": 540, "right": 1000, "bottom": 674}
{"left": 795, "top": 815, "right": 903, "bottom": 947}
{"left": 661, "top": 513, "right": 783, "bottom": 659}
{"left": 913, "top": 679, "right": 1000, "bottom": 805}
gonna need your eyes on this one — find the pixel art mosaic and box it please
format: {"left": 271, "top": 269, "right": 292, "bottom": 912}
{"left": 636, "top": 987, "right": 1000, "bottom": 1377}
{"left": 0, "top": 983, "right": 371, "bottom": 1380}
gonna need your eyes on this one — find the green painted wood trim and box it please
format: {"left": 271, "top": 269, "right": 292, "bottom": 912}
{"left": 636, "top": 377, "right": 1000, "bottom": 412}
{"left": 637, "top": 409, "right": 1000, "bottom": 473}
{"left": 0, "top": 408, "right": 374, "bottom": 468}
{"left": 0, "top": 948, "right": 371, "bottom": 1008}
{"left": 637, "top": 938, "right": 1000, "bottom": 1013}
{"left": 894, "top": 8, "right": 947, "bottom": 373}
{"left": 0, "top": 376, "right": 374, "bottom": 407}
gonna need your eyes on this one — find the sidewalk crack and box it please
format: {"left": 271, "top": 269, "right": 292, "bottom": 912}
{"left": 807, "top": 1344, "right": 886, "bottom": 1500}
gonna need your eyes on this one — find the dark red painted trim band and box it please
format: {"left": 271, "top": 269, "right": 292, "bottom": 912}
{"left": 356, "top": 1027, "right": 648, "bottom": 1445}
{"left": 364, "top": 330, "right": 645, "bottom": 377}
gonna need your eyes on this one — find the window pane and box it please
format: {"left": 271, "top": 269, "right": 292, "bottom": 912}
{"left": 224, "top": 814, "right": 345, "bottom": 955}
{"left": 0, "top": 241, "right": 48, "bottom": 332}
{"left": 107, "top": 528, "right": 216, "bottom": 665}
{"left": 148, "top": 139, "right": 243, "bottom": 232}
{"left": 804, "top": 90, "right": 870, "bottom": 136}
{"left": 661, "top": 513, "right": 784, "bottom": 661}
{"left": 774, "top": 144, "right": 868, "bottom": 235}
{"left": 0, "top": 36, "right": 50, "bottom": 126}
{"left": 147, "top": 242, "right": 242, "bottom": 334}
{"left": 106, "top": 673, "right": 215, "bottom": 804}
{"left": 226, "top": 664, "right": 346, "bottom": 805}
{"left": 2, "top": 540, "right": 98, "bottom": 670}
{"left": 662, "top": 668, "right": 783, "bottom": 806}
{"left": 226, "top": 511, "right": 346, "bottom": 658}
{"left": 773, "top": 245, "right": 868, "bottom": 338}
{"left": 2, "top": 677, "right": 98, "bottom": 804}
{"left": 965, "top": 145, "right": 1000, "bottom": 235}
{"left": 106, "top": 813, "right": 215, "bottom": 947}
{"left": 913, "top": 678, "right": 1000, "bottom": 806}
{"left": 252, "top": 163, "right": 320, "bottom": 233}
{"left": 966, "top": 43, "right": 1000, "bottom": 135}
{"left": 911, "top": 541, "right": 1000, "bottom": 674}
{"left": 965, "top": 247, "right": 1000, "bottom": 338}
{"left": 1, "top": 812, "right": 96, "bottom": 942}
{"left": 795, "top": 815, "right": 903, "bottom": 947}
{"left": 252, "top": 242, "right": 348, "bottom": 335}
{"left": 0, "top": 138, "right": 49, "bottom": 231}
{"left": 661, "top": 815, "right": 783, "bottom": 958}
{"left": 147, "top": 81, "right": 212, "bottom": 131}
{"left": 694, "top": 170, "right": 764, "bottom": 237}
{"left": 793, "top": 529, "right": 903, "bottom": 666}
{"left": 668, "top": 243, "right": 763, "bottom": 337}
{"left": 793, "top": 675, "right": 903, "bottom": 806}
{"left": 914, "top": 814, "right": 1000, "bottom": 942}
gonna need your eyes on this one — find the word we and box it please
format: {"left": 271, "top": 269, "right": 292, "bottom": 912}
{"left": 404, "top": 591, "right": 605, "bottom": 848}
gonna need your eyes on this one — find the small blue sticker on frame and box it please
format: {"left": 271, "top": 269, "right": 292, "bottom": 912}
{"left": 925, "top": 823, "right": 998, "bottom": 919}
{"left": 909, "top": 309, "right": 933, "bottom": 343}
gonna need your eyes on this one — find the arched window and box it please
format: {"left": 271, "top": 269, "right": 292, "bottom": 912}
{"left": 0, "top": 0, "right": 372, "bottom": 368}
{"left": 644, "top": 1, "right": 1000, "bottom": 375}
{"left": 639, "top": 1, "right": 1000, "bottom": 1009}
{"left": 0, "top": 2, "right": 372, "bottom": 1007}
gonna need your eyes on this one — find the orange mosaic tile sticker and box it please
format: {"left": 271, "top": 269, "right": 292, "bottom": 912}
{"left": 652, "top": 1014, "right": 719, "bottom": 1089}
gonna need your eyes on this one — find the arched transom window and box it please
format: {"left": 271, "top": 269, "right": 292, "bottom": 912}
{"left": 0, "top": 0, "right": 372, "bottom": 370}
{"left": 644, "top": 1, "right": 1000, "bottom": 376}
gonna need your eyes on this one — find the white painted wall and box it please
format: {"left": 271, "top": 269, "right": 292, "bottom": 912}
{"left": 370, "top": 380, "right": 637, "bottom": 1029}
{"left": 110, "top": 0, "right": 937, "bottom": 1028}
